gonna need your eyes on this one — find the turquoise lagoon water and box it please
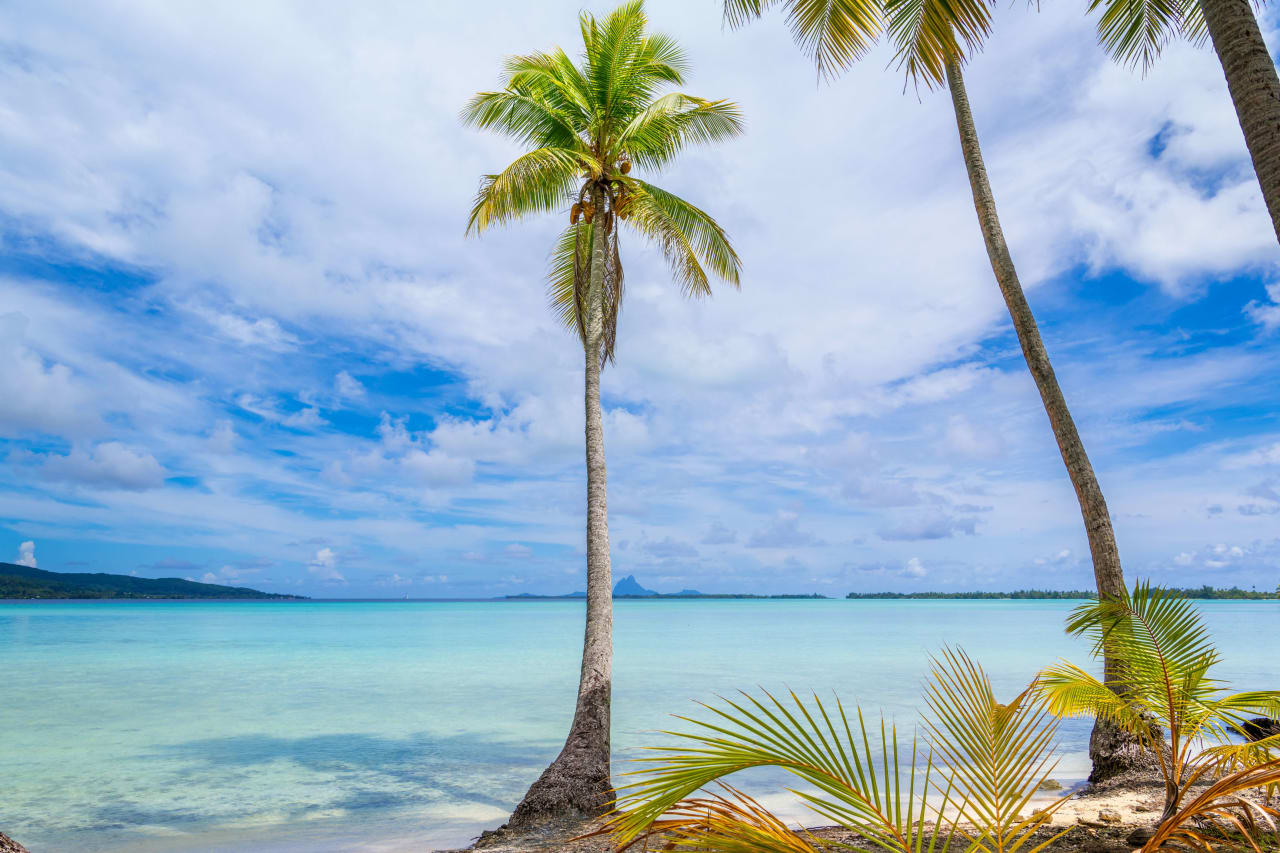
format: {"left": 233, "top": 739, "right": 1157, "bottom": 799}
{"left": 2, "top": 599, "right": 1275, "bottom": 852}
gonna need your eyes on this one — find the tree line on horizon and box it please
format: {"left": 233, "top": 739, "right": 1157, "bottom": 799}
{"left": 463, "top": 0, "right": 1280, "bottom": 833}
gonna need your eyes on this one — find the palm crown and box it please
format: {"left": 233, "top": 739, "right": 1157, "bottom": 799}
{"left": 463, "top": 0, "right": 743, "bottom": 364}
{"left": 723, "top": 0, "right": 994, "bottom": 87}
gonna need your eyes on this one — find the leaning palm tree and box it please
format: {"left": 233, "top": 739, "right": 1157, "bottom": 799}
{"left": 464, "top": 0, "right": 742, "bottom": 829}
{"left": 724, "top": 0, "right": 1135, "bottom": 780}
{"left": 1082, "top": 0, "right": 1280, "bottom": 245}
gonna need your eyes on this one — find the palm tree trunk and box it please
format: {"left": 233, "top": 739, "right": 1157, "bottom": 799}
{"left": 1199, "top": 0, "right": 1280, "bottom": 246}
{"left": 944, "top": 58, "right": 1149, "bottom": 782}
{"left": 506, "top": 196, "right": 614, "bottom": 832}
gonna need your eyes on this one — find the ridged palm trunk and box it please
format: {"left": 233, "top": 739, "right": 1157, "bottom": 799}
{"left": 1199, "top": 0, "right": 1280, "bottom": 245}
{"left": 507, "top": 201, "right": 615, "bottom": 832}
{"left": 944, "top": 58, "right": 1148, "bottom": 782}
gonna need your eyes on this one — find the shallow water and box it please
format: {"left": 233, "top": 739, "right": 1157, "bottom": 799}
{"left": 2, "top": 599, "right": 1275, "bottom": 851}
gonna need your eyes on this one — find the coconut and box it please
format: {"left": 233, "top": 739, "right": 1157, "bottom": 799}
{"left": 620, "top": 160, "right": 632, "bottom": 174}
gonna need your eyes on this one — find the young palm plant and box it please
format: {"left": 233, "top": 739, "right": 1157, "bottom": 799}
{"left": 607, "top": 648, "right": 1072, "bottom": 853}
{"left": 723, "top": 0, "right": 1137, "bottom": 783}
{"left": 1079, "top": 0, "right": 1280, "bottom": 245}
{"left": 463, "top": 0, "right": 742, "bottom": 829}
{"left": 1039, "top": 582, "right": 1280, "bottom": 847}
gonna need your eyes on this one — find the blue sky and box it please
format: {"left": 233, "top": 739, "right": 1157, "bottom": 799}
{"left": 2, "top": 1, "right": 1279, "bottom": 597}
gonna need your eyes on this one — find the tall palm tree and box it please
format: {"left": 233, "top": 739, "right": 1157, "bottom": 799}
{"left": 464, "top": 0, "right": 742, "bottom": 829}
{"left": 723, "top": 0, "right": 1137, "bottom": 779}
{"left": 1085, "top": 0, "right": 1280, "bottom": 245}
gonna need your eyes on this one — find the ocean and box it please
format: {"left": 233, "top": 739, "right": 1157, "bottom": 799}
{"left": 2, "top": 598, "right": 1274, "bottom": 851}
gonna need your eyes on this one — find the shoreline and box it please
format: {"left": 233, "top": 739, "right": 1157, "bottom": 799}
{"left": 439, "top": 779, "right": 1268, "bottom": 853}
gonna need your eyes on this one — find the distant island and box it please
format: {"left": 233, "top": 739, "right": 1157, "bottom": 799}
{"left": 504, "top": 574, "right": 827, "bottom": 600}
{"left": 847, "top": 586, "right": 1278, "bottom": 600}
{"left": 0, "top": 563, "right": 305, "bottom": 600}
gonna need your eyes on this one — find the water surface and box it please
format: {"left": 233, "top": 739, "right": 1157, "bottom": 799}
{"left": 2, "top": 599, "right": 1275, "bottom": 851}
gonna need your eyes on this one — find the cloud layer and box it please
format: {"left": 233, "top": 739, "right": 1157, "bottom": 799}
{"left": 1, "top": 1, "right": 1278, "bottom": 596}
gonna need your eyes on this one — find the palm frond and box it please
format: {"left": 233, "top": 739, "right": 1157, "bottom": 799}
{"left": 623, "top": 785, "right": 825, "bottom": 852}
{"left": 623, "top": 179, "right": 741, "bottom": 297}
{"left": 609, "top": 689, "right": 935, "bottom": 853}
{"left": 466, "top": 147, "right": 583, "bottom": 234}
{"left": 461, "top": 86, "right": 586, "bottom": 152}
{"left": 1143, "top": 760, "right": 1280, "bottom": 853}
{"left": 924, "top": 649, "right": 1070, "bottom": 853}
{"left": 622, "top": 94, "right": 746, "bottom": 170}
{"left": 884, "top": 0, "right": 993, "bottom": 89}
{"left": 1086, "top": 0, "right": 1194, "bottom": 72}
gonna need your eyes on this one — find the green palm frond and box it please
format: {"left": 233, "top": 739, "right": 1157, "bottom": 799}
{"left": 724, "top": 0, "right": 884, "bottom": 77}
{"left": 1086, "top": 0, "right": 1194, "bottom": 72}
{"left": 885, "top": 0, "right": 993, "bottom": 89}
{"left": 620, "top": 93, "right": 745, "bottom": 170}
{"left": 609, "top": 688, "right": 938, "bottom": 852}
{"left": 466, "top": 147, "right": 584, "bottom": 234}
{"left": 1044, "top": 582, "right": 1280, "bottom": 824}
{"left": 609, "top": 647, "right": 1065, "bottom": 853}
{"left": 466, "top": 0, "right": 741, "bottom": 363}
{"left": 924, "top": 649, "right": 1070, "bottom": 853}
{"left": 624, "top": 180, "right": 742, "bottom": 297}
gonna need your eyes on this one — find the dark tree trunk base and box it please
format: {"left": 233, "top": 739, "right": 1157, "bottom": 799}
{"left": 488, "top": 682, "right": 613, "bottom": 843}
{"left": 1088, "top": 718, "right": 1161, "bottom": 786}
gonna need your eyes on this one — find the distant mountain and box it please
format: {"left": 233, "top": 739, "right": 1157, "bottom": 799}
{"left": 612, "top": 574, "right": 658, "bottom": 596}
{"left": 501, "top": 574, "right": 824, "bottom": 600}
{"left": 0, "top": 563, "right": 305, "bottom": 600}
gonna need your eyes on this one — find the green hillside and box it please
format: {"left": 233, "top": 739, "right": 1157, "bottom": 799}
{"left": 0, "top": 562, "right": 304, "bottom": 599}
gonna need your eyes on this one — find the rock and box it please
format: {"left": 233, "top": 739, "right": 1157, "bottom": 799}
{"left": 0, "top": 833, "right": 29, "bottom": 853}
{"left": 1038, "top": 778, "right": 1064, "bottom": 791}
{"left": 1127, "top": 825, "right": 1158, "bottom": 846}
{"left": 1098, "top": 808, "right": 1123, "bottom": 824}
{"left": 1242, "top": 717, "right": 1280, "bottom": 741}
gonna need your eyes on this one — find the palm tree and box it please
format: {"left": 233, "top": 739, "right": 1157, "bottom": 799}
{"left": 724, "top": 0, "right": 1135, "bottom": 780}
{"left": 463, "top": 0, "right": 743, "bottom": 829}
{"left": 1040, "top": 583, "right": 1280, "bottom": 840}
{"left": 1084, "top": 0, "right": 1280, "bottom": 245}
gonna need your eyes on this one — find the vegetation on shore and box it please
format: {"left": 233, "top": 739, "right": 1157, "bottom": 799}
{"left": 0, "top": 562, "right": 303, "bottom": 600}
{"left": 847, "top": 586, "right": 1279, "bottom": 600}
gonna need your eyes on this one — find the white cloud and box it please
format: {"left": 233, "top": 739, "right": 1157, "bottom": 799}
{"left": 16, "top": 540, "right": 37, "bottom": 568}
{"left": 903, "top": 556, "right": 926, "bottom": 578}
{"left": 0, "top": 0, "right": 1277, "bottom": 595}
{"left": 306, "top": 547, "right": 344, "bottom": 582}
{"left": 335, "top": 370, "right": 365, "bottom": 399}
{"left": 40, "top": 443, "right": 165, "bottom": 491}
{"left": 1247, "top": 281, "right": 1280, "bottom": 332}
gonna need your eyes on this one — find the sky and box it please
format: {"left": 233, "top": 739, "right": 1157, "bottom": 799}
{"left": 1, "top": 1, "right": 1279, "bottom": 598}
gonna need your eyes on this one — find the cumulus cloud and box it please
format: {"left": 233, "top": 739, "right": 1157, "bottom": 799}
{"left": 307, "top": 547, "right": 344, "bottom": 582}
{"left": 16, "top": 540, "right": 37, "bottom": 568}
{"left": 40, "top": 442, "right": 165, "bottom": 491}
{"left": 903, "top": 556, "right": 926, "bottom": 578}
